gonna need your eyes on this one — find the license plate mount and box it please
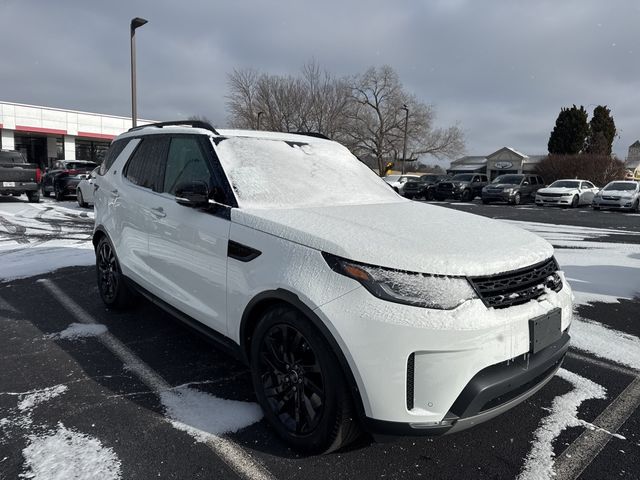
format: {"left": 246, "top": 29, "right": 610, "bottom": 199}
{"left": 2, "top": 181, "right": 16, "bottom": 187}
{"left": 529, "top": 308, "right": 562, "bottom": 354}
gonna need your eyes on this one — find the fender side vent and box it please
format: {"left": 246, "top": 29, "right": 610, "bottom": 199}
{"left": 228, "top": 240, "right": 261, "bottom": 262}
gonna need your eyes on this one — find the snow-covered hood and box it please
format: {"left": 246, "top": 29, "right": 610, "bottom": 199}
{"left": 537, "top": 187, "right": 579, "bottom": 195}
{"left": 231, "top": 201, "right": 554, "bottom": 276}
{"left": 599, "top": 190, "right": 638, "bottom": 196}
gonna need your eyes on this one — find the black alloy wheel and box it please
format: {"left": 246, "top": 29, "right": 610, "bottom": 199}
{"left": 251, "top": 306, "right": 360, "bottom": 453}
{"left": 96, "top": 236, "right": 136, "bottom": 309}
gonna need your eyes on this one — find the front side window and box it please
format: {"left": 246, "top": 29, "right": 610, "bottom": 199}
{"left": 452, "top": 174, "right": 474, "bottom": 182}
{"left": 124, "top": 136, "right": 170, "bottom": 191}
{"left": 163, "top": 136, "right": 212, "bottom": 195}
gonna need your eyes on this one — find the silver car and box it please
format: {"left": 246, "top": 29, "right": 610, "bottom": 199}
{"left": 591, "top": 180, "right": 640, "bottom": 212}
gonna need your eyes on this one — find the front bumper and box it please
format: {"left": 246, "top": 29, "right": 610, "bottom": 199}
{"left": 314, "top": 275, "right": 572, "bottom": 431}
{"left": 535, "top": 195, "right": 574, "bottom": 206}
{"left": 592, "top": 198, "right": 635, "bottom": 209}
{"left": 483, "top": 191, "right": 514, "bottom": 202}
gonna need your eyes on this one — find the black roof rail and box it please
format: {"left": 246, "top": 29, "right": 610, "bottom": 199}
{"left": 128, "top": 120, "right": 219, "bottom": 135}
{"left": 289, "top": 131, "right": 330, "bottom": 140}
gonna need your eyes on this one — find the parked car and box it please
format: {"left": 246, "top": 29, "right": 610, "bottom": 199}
{"left": 382, "top": 174, "right": 420, "bottom": 195}
{"left": 591, "top": 180, "right": 640, "bottom": 212}
{"left": 0, "top": 150, "right": 41, "bottom": 203}
{"left": 94, "top": 121, "right": 572, "bottom": 453}
{"left": 42, "top": 160, "right": 98, "bottom": 201}
{"left": 76, "top": 167, "right": 99, "bottom": 208}
{"left": 403, "top": 174, "right": 451, "bottom": 200}
{"left": 481, "top": 174, "right": 544, "bottom": 205}
{"left": 435, "top": 173, "right": 489, "bottom": 201}
{"left": 535, "top": 179, "right": 599, "bottom": 208}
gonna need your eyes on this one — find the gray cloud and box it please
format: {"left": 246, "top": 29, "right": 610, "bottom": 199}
{"left": 1, "top": 0, "right": 639, "bottom": 159}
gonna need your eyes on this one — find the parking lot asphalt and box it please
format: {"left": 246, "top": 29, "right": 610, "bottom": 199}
{"left": 1, "top": 196, "right": 639, "bottom": 480}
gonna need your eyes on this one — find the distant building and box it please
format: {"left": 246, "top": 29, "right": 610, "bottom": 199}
{"left": 0, "top": 100, "right": 152, "bottom": 169}
{"left": 625, "top": 140, "right": 640, "bottom": 170}
{"left": 448, "top": 147, "right": 545, "bottom": 180}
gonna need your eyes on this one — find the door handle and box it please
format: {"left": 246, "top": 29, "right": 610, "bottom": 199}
{"left": 93, "top": 183, "right": 100, "bottom": 191}
{"left": 151, "top": 206, "right": 166, "bottom": 218}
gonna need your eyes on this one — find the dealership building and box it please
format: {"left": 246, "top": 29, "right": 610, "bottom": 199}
{"left": 0, "top": 101, "right": 151, "bottom": 169}
{"left": 448, "top": 147, "right": 545, "bottom": 180}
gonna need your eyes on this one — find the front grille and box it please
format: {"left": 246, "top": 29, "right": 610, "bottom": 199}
{"left": 438, "top": 183, "right": 453, "bottom": 190}
{"left": 537, "top": 192, "right": 563, "bottom": 197}
{"left": 486, "top": 188, "right": 503, "bottom": 193}
{"left": 469, "top": 257, "right": 562, "bottom": 309}
{"left": 406, "top": 353, "right": 415, "bottom": 410}
{"left": 602, "top": 196, "right": 620, "bottom": 200}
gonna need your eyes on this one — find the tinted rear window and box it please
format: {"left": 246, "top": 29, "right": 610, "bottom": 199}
{"left": 99, "top": 139, "right": 130, "bottom": 176}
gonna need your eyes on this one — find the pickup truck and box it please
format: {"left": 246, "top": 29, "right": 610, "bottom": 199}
{"left": 0, "top": 150, "right": 41, "bottom": 203}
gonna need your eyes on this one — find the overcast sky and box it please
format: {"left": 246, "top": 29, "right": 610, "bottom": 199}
{"left": 1, "top": 0, "right": 639, "bottom": 161}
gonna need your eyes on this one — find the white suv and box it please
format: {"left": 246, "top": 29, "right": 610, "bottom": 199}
{"left": 93, "top": 121, "right": 572, "bottom": 453}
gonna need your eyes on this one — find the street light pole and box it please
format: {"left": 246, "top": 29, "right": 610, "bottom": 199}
{"left": 130, "top": 17, "right": 148, "bottom": 128}
{"left": 401, "top": 104, "right": 409, "bottom": 175}
{"left": 257, "top": 111, "right": 264, "bottom": 130}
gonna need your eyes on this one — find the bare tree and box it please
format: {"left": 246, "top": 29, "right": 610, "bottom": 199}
{"left": 345, "top": 66, "right": 464, "bottom": 176}
{"left": 226, "top": 63, "right": 464, "bottom": 176}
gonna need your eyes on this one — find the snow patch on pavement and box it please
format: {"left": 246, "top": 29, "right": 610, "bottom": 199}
{"left": 571, "top": 316, "right": 640, "bottom": 371}
{"left": 48, "top": 323, "right": 107, "bottom": 340}
{"left": 0, "top": 245, "right": 95, "bottom": 282}
{"left": 18, "top": 385, "right": 68, "bottom": 412}
{"left": 517, "top": 368, "right": 607, "bottom": 480}
{"left": 20, "top": 423, "right": 121, "bottom": 480}
{"left": 505, "top": 220, "right": 640, "bottom": 304}
{"left": 160, "top": 385, "right": 263, "bottom": 441}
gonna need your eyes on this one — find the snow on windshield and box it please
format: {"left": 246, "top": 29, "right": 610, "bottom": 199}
{"left": 215, "top": 137, "right": 399, "bottom": 208}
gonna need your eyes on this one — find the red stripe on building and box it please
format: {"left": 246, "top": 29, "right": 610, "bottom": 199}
{"left": 15, "top": 125, "right": 67, "bottom": 135}
{"left": 77, "top": 131, "right": 115, "bottom": 140}
{"left": 0, "top": 123, "right": 3, "bottom": 129}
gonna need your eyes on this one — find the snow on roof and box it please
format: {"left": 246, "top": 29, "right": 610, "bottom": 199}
{"left": 450, "top": 155, "right": 487, "bottom": 166}
{"left": 448, "top": 164, "right": 487, "bottom": 171}
{"left": 487, "top": 147, "right": 528, "bottom": 159}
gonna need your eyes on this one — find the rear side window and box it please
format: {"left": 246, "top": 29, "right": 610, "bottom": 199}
{"left": 99, "top": 139, "right": 130, "bottom": 176}
{"left": 123, "top": 136, "right": 170, "bottom": 191}
{"left": 0, "top": 151, "right": 25, "bottom": 163}
{"left": 163, "top": 136, "right": 212, "bottom": 195}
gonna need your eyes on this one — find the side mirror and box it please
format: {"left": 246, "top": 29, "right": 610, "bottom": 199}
{"left": 175, "top": 181, "right": 210, "bottom": 208}
{"left": 523, "top": 181, "right": 529, "bottom": 186}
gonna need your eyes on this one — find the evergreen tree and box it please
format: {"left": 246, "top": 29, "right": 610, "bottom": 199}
{"left": 586, "top": 105, "right": 616, "bottom": 155}
{"left": 547, "top": 105, "right": 589, "bottom": 154}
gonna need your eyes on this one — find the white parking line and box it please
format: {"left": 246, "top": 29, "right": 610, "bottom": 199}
{"left": 554, "top": 375, "right": 640, "bottom": 480}
{"left": 41, "top": 279, "right": 274, "bottom": 480}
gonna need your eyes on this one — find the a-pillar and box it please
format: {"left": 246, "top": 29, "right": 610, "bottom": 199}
{"left": 1, "top": 129, "right": 14, "bottom": 150}
{"left": 63, "top": 135, "right": 76, "bottom": 160}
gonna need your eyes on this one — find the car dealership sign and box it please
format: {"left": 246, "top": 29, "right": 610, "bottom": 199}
{"left": 494, "top": 161, "right": 514, "bottom": 169}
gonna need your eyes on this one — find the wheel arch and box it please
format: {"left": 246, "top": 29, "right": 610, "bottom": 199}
{"left": 239, "top": 289, "right": 367, "bottom": 421}
{"left": 92, "top": 225, "right": 110, "bottom": 250}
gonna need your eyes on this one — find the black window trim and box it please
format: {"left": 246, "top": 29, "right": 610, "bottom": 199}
{"left": 122, "top": 134, "right": 171, "bottom": 193}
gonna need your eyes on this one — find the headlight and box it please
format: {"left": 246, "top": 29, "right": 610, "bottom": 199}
{"left": 323, "top": 253, "right": 478, "bottom": 309}
{"left": 503, "top": 188, "right": 514, "bottom": 193}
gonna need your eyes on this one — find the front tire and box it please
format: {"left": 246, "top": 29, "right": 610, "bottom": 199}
{"left": 96, "top": 236, "right": 137, "bottom": 310}
{"left": 250, "top": 305, "right": 360, "bottom": 454}
{"left": 571, "top": 195, "right": 579, "bottom": 208}
{"left": 460, "top": 189, "right": 472, "bottom": 202}
{"left": 78, "top": 189, "right": 88, "bottom": 208}
{"left": 511, "top": 192, "right": 521, "bottom": 205}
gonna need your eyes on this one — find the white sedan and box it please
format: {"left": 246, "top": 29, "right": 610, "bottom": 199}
{"left": 76, "top": 167, "right": 99, "bottom": 208}
{"left": 383, "top": 174, "right": 420, "bottom": 195}
{"left": 535, "top": 179, "right": 599, "bottom": 208}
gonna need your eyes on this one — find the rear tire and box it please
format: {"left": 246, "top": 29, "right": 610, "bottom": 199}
{"left": 43, "top": 189, "right": 51, "bottom": 197}
{"left": 26, "top": 191, "right": 40, "bottom": 203}
{"left": 250, "top": 305, "right": 360, "bottom": 454}
{"left": 96, "top": 236, "right": 137, "bottom": 310}
{"left": 54, "top": 184, "right": 65, "bottom": 201}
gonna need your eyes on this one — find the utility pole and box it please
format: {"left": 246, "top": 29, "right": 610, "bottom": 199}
{"left": 130, "top": 17, "right": 148, "bottom": 128}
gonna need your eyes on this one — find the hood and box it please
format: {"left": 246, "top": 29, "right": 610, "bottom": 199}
{"left": 538, "top": 187, "right": 578, "bottom": 194}
{"left": 486, "top": 183, "right": 519, "bottom": 189}
{"left": 231, "top": 201, "right": 553, "bottom": 276}
{"left": 600, "top": 190, "right": 637, "bottom": 196}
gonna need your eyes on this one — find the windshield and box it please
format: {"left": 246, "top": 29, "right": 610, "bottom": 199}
{"left": 215, "top": 137, "right": 400, "bottom": 208}
{"left": 65, "top": 162, "right": 98, "bottom": 170}
{"left": 383, "top": 175, "right": 400, "bottom": 182}
{"left": 549, "top": 180, "right": 580, "bottom": 188}
{"left": 604, "top": 182, "right": 637, "bottom": 191}
{"left": 401, "top": 176, "right": 418, "bottom": 182}
{"left": 492, "top": 175, "right": 524, "bottom": 185}
{"left": 452, "top": 174, "right": 474, "bottom": 182}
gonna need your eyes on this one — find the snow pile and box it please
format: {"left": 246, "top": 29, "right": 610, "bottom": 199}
{"left": 160, "top": 385, "right": 263, "bottom": 442}
{"left": 20, "top": 423, "right": 121, "bottom": 480}
{"left": 517, "top": 368, "right": 607, "bottom": 480}
{"left": 215, "top": 136, "right": 398, "bottom": 209}
{"left": 48, "top": 323, "right": 107, "bottom": 340}
{"left": 571, "top": 316, "right": 640, "bottom": 371}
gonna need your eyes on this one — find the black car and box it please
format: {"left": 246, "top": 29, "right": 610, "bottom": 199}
{"left": 403, "top": 174, "right": 451, "bottom": 200}
{"left": 435, "top": 174, "right": 489, "bottom": 201}
{"left": 481, "top": 174, "right": 545, "bottom": 205}
{"left": 42, "top": 160, "right": 98, "bottom": 201}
